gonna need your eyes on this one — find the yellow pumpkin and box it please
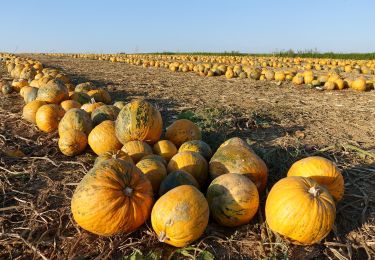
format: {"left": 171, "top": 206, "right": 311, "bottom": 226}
{"left": 206, "top": 173, "right": 259, "bottom": 227}
{"left": 178, "top": 140, "right": 212, "bottom": 160}
{"left": 153, "top": 140, "right": 178, "bottom": 161}
{"left": 81, "top": 99, "right": 104, "bottom": 114}
{"left": 35, "top": 104, "right": 65, "bottom": 133}
{"left": 71, "top": 159, "right": 153, "bottom": 236}
{"left": 36, "top": 80, "right": 69, "bottom": 104}
{"left": 265, "top": 176, "right": 336, "bottom": 245}
{"left": 136, "top": 158, "right": 167, "bottom": 193}
{"left": 60, "top": 100, "right": 82, "bottom": 112}
{"left": 94, "top": 150, "right": 133, "bottom": 166}
{"left": 121, "top": 140, "right": 153, "bottom": 163}
{"left": 141, "top": 154, "right": 167, "bottom": 166}
{"left": 87, "top": 89, "right": 111, "bottom": 104}
{"left": 58, "top": 130, "right": 87, "bottom": 156}
{"left": 58, "top": 108, "right": 92, "bottom": 136}
{"left": 88, "top": 120, "right": 122, "bottom": 155}
{"left": 165, "top": 119, "right": 201, "bottom": 147}
{"left": 151, "top": 185, "right": 209, "bottom": 247}
{"left": 22, "top": 100, "right": 47, "bottom": 123}
{"left": 351, "top": 78, "right": 367, "bottom": 91}
{"left": 167, "top": 151, "right": 208, "bottom": 187}
{"left": 287, "top": 156, "right": 344, "bottom": 201}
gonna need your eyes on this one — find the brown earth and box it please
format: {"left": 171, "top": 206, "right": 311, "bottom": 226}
{"left": 0, "top": 54, "right": 374, "bottom": 259}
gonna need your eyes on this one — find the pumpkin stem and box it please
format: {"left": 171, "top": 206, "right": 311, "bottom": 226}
{"left": 158, "top": 231, "right": 168, "bottom": 242}
{"left": 90, "top": 98, "right": 96, "bottom": 104}
{"left": 308, "top": 186, "right": 321, "bottom": 198}
{"left": 124, "top": 187, "right": 133, "bottom": 196}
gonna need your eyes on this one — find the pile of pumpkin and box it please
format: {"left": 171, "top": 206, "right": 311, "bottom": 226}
{"left": 0, "top": 55, "right": 345, "bottom": 248}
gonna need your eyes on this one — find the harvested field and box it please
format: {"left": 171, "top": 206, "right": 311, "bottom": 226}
{"left": 1, "top": 55, "right": 375, "bottom": 259}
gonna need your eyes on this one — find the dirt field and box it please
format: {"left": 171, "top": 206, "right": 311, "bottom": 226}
{"left": 1, "top": 55, "right": 374, "bottom": 259}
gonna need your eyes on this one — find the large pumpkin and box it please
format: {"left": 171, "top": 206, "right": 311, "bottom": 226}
{"left": 153, "top": 140, "right": 178, "bottom": 161}
{"left": 36, "top": 80, "right": 69, "bottom": 104}
{"left": 159, "top": 170, "right": 199, "bottom": 196}
{"left": 60, "top": 100, "right": 81, "bottom": 112}
{"left": 35, "top": 104, "right": 65, "bottom": 133}
{"left": 121, "top": 140, "right": 153, "bottom": 163}
{"left": 23, "top": 100, "right": 47, "bottom": 123}
{"left": 167, "top": 151, "right": 208, "bottom": 187}
{"left": 71, "top": 159, "right": 154, "bottom": 236}
{"left": 209, "top": 139, "right": 268, "bottom": 191}
{"left": 115, "top": 99, "right": 163, "bottom": 144}
{"left": 136, "top": 158, "right": 167, "bottom": 193}
{"left": 178, "top": 140, "right": 212, "bottom": 160}
{"left": 287, "top": 156, "right": 344, "bottom": 201}
{"left": 88, "top": 120, "right": 122, "bottom": 155}
{"left": 206, "top": 173, "right": 259, "bottom": 227}
{"left": 151, "top": 185, "right": 209, "bottom": 247}
{"left": 165, "top": 119, "right": 201, "bottom": 147}
{"left": 94, "top": 150, "right": 133, "bottom": 166}
{"left": 22, "top": 86, "right": 38, "bottom": 103}
{"left": 91, "top": 105, "right": 120, "bottom": 126}
{"left": 58, "top": 108, "right": 92, "bottom": 136}
{"left": 70, "top": 91, "right": 91, "bottom": 104}
{"left": 265, "top": 176, "right": 336, "bottom": 245}
{"left": 58, "top": 130, "right": 87, "bottom": 156}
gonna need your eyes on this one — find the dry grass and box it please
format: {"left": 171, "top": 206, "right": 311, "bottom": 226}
{"left": 1, "top": 57, "right": 374, "bottom": 259}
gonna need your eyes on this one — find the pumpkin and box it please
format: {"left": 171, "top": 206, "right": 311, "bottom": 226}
{"left": 287, "top": 156, "right": 344, "bottom": 201}
{"left": 113, "top": 101, "right": 127, "bottom": 110}
{"left": 265, "top": 176, "right": 336, "bottom": 245}
{"left": 151, "top": 185, "right": 209, "bottom": 247}
{"left": 60, "top": 100, "right": 82, "bottom": 112}
{"left": 81, "top": 99, "right": 104, "bottom": 114}
{"left": 159, "top": 170, "right": 199, "bottom": 196}
{"left": 35, "top": 104, "right": 65, "bottom": 133}
{"left": 22, "top": 87, "right": 38, "bottom": 103}
{"left": 334, "top": 79, "right": 345, "bottom": 90}
{"left": 87, "top": 89, "right": 111, "bottom": 104}
{"left": 94, "top": 150, "right": 133, "bottom": 166}
{"left": 209, "top": 139, "right": 268, "bottom": 191}
{"left": 36, "top": 80, "right": 69, "bottom": 104}
{"left": 292, "top": 75, "right": 304, "bottom": 85}
{"left": 58, "top": 108, "right": 92, "bottom": 136}
{"left": 178, "top": 140, "right": 212, "bottom": 160}
{"left": 351, "top": 78, "right": 367, "bottom": 91}
{"left": 265, "top": 70, "right": 275, "bottom": 80}
{"left": 165, "top": 119, "right": 201, "bottom": 147}
{"left": 58, "top": 130, "right": 87, "bottom": 156}
{"left": 70, "top": 91, "right": 91, "bottom": 104}
{"left": 88, "top": 120, "right": 122, "bottom": 155}
{"left": 22, "top": 100, "right": 47, "bottom": 123}
{"left": 141, "top": 154, "right": 167, "bottom": 166}
{"left": 153, "top": 140, "right": 178, "bottom": 161}
{"left": 71, "top": 159, "right": 154, "bottom": 236}
{"left": 324, "top": 81, "right": 336, "bottom": 90}
{"left": 206, "top": 173, "right": 259, "bottom": 227}
{"left": 274, "top": 71, "right": 286, "bottom": 81}
{"left": 136, "top": 158, "right": 167, "bottom": 193}
{"left": 11, "top": 79, "right": 28, "bottom": 92}
{"left": 225, "top": 69, "right": 234, "bottom": 79}
{"left": 2, "top": 83, "right": 13, "bottom": 94}
{"left": 121, "top": 140, "right": 153, "bottom": 163}
{"left": 91, "top": 105, "right": 120, "bottom": 126}
{"left": 115, "top": 99, "right": 163, "bottom": 144}
{"left": 167, "top": 151, "right": 208, "bottom": 187}
{"left": 75, "top": 82, "right": 96, "bottom": 92}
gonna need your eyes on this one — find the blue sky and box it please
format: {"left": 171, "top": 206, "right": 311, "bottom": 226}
{"left": 1, "top": 0, "right": 374, "bottom": 53}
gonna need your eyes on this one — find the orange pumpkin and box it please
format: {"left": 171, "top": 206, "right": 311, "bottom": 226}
{"left": 153, "top": 140, "right": 178, "bottom": 161}
{"left": 141, "top": 154, "right": 167, "bottom": 166}
{"left": 94, "top": 150, "right": 133, "bottom": 166}
{"left": 88, "top": 120, "right": 122, "bottom": 155}
{"left": 36, "top": 80, "right": 69, "bottom": 104}
{"left": 87, "top": 89, "right": 111, "bottom": 104}
{"left": 113, "top": 101, "right": 127, "bottom": 110}
{"left": 159, "top": 170, "right": 199, "bottom": 196}
{"left": 81, "top": 99, "right": 104, "bottom": 114}
{"left": 60, "top": 100, "right": 81, "bottom": 112}
{"left": 91, "top": 105, "right": 119, "bottom": 126}
{"left": 136, "top": 158, "right": 167, "bottom": 193}
{"left": 71, "top": 159, "right": 154, "bottom": 236}
{"left": 22, "top": 86, "right": 38, "bottom": 103}
{"left": 151, "top": 185, "right": 209, "bottom": 247}
{"left": 75, "top": 82, "right": 96, "bottom": 92}
{"left": 287, "top": 156, "right": 344, "bottom": 201}
{"left": 22, "top": 100, "right": 47, "bottom": 123}
{"left": 265, "top": 176, "right": 336, "bottom": 245}
{"left": 209, "top": 139, "right": 268, "bottom": 191}
{"left": 35, "top": 104, "right": 65, "bottom": 133}
{"left": 115, "top": 99, "right": 163, "bottom": 144}
{"left": 58, "top": 130, "right": 87, "bottom": 156}
{"left": 206, "top": 173, "right": 259, "bottom": 227}
{"left": 121, "top": 140, "right": 153, "bottom": 163}
{"left": 167, "top": 151, "right": 208, "bottom": 187}
{"left": 178, "top": 140, "right": 212, "bottom": 160}
{"left": 58, "top": 108, "right": 92, "bottom": 136}
{"left": 165, "top": 119, "right": 201, "bottom": 147}
{"left": 70, "top": 91, "right": 91, "bottom": 104}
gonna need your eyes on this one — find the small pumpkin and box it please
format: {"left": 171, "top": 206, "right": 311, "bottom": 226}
{"left": 36, "top": 104, "right": 65, "bottom": 133}
{"left": 94, "top": 150, "right": 133, "bottom": 166}
{"left": 206, "top": 173, "right": 259, "bottom": 227}
{"left": 159, "top": 170, "right": 199, "bottom": 196}
{"left": 151, "top": 185, "right": 209, "bottom": 247}
{"left": 287, "top": 156, "right": 344, "bottom": 201}
{"left": 58, "top": 130, "right": 87, "bottom": 156}
{"left": 115, "top": 99, "right": 163, "bottom": 144}
{"left": 88, "top": 120, "right": 122, "bottom": 155}
{"left": 136, "top": 158, "right": 167, "bottom": 193}
{"left": 91, "top": 105, "right": 120, "bottom": 126}
{"left": 36, "top": 80, "right": 69, "bottom": 104}
{"left": 153, "top": 140, "right": 178, "bottom": 161}
{"left": 265, "top": 176, "right": 336, "bottom": 245}
{"left": 22, "top": 100, "right": 47, "bottom": 123}
{"left": 71, "top": 159, "right": 154, "bottom": 236}
{"left": 81, "top": 98, "right": 104, "bottom": 114}
{"left": 165, "top": 119, "right": 201, "bottom": 147}
{"left": 87, "top": 89, "right": 111, "bottom": 104}
{"left": 60, "top": 100, "right": 81, "bottom": 112}
{"left": 178, "top": 140, "right": 212, "bottom": 160}
{"left": 70, "top": 91, "right": 91, "bottom": 104}
{"left": 23, "top": 87, "right": 39, "bottom": 103}
{"left": 141, "top": 154, "right": 167, "bottom": 166}
{"left": 2, "top": 83, "right": 13, "bottom": 95}
{"left": 58, "top": 108, "right": 92, "bottom": 136}
{"left": 167, "top": 151, "right": 208, "bottom": 187}
{"left": 75, "top": 82, "right": 96, "bottom": 92}
{"left": 121, "top": 140, "right": 153, "bottom": 163}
